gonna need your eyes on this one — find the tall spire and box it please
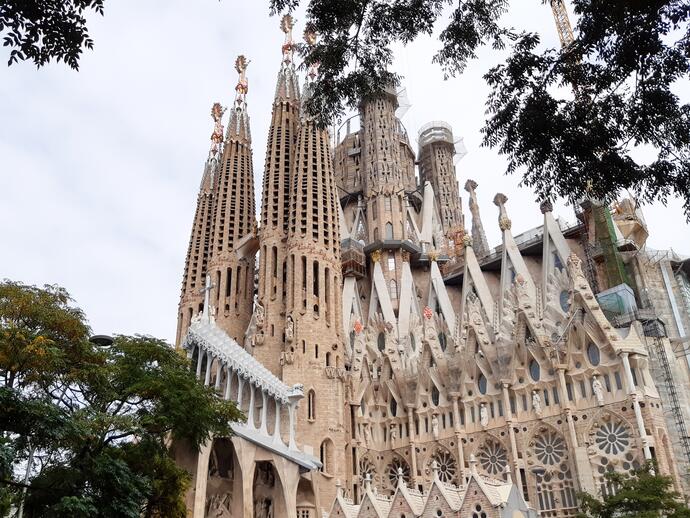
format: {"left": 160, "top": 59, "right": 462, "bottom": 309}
{"left": 464, "top": 179, "right": 490, "bottom": 259}
{"left": 418, "top": 122, "right": 464, "bottom": 236}
{"left": 283, "top": 31, "right": 346, "bottom": 505}
{"left": 176, "top": 104, "right": 223, "bottom": 345}
{"left": 205, "top": 56, "right": 257, "bottom": 343}
{"left": 255, "top": 16, "right": 302, "bottom": 376}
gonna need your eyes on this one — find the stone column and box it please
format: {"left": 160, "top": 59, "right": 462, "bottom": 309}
{"left": 204, "top": 352, "right": 212, "bottom": 386}
{"left": 247, "top": 384, "right": 256, "bottom": 429}
{"left": 272, "top": 400, "right": 283, "bottom": 446}
{"left": 407, "top": 405, "right": 419, "bottom": 487}
{"left": 259, "top": 390, "right": 269, "bottom": 435}
{"left": 501, "top": 383, "right": 523, "bottom": 490}
{"left": 621, "top": 352, "right": 652, "bottom": 459}
{"left": 450, "top": 395, "right": 466, "bottom": 482}
{"left": 288, "top": 401, "right": 298, "bottom": 450}
{"left": 192, "top": 439, "right": 213, "bottom": 518}
{"left": 224, "top": 368, "right": 233, "bottom": 400}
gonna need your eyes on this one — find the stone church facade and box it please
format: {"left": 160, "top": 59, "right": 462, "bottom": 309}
{"left": 173, "top": 16, "right": 690, "bottom": 518}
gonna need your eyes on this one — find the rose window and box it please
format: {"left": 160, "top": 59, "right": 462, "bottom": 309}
{"left": 533, "top": 430, "right": 566, "bottom": 466}
{"left": 386, "top": 457, "right": 411, "bottom": 488}
{"left": 478, "top": 440, "right": 508, "bottom": 476}
{"left": 595, "top": 420, "right": 631, "bottom": 456}
{"left": 431, "top": 450, "right": 457, "bottom": 484}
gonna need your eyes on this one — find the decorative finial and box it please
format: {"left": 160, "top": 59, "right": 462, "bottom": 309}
{"left": 234, "top": 55, "right": 249, "bottom": 105}
{"left": 397, "top": 467, "right": 406, "bottom": 488}
{"left": 493, "top": 193, "right": 511, "bottom": 231}
{"left": 370, "top": 249, "right": 381, "bottom": 264}
{"left": 462, "top": 233, "right": 472, "bottom": 248}
{"left": 540, "top": 199, "right": 553, "bottom": 214}
{"left": 431, "top": 460, "right": 440, "bottom": 480}
{"left": 209, "top": 102, "right": 226, "bottom": 157}
{"left": 464, "top": 179, "right": 478, "bottom": 193}
{"left": 280, "top": 15, "right": 295, "bottom": 64}
{"left": 303, "top": 26, "right": 320, "bottom": 81}
{"left": 469, "top": 453, "right": 478, "bottom": 474}
{"left": 200, "top": 274, "right": 215, "bottom": 322}
{"left": 364, "top": 472, "right": 372, "bottom": 490}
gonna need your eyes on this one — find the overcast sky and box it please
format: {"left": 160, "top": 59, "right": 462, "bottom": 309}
{"left": 1, "top": 0, "right": 688, "bottom": 343}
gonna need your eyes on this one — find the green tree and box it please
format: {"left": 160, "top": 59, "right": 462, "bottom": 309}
{"left": 577, "top": 462, "right": 690, "bottom": 518}
{"left": 0, "top": 280, "right": 242, "bottom": 518}
{"left": 0, "top": 1, "right": 104, "bottom": 69}
{"left": 272, "top": 0, "right": 690, "bottom": 217}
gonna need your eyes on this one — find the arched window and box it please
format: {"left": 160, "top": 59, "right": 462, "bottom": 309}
{"left": 307, "top": 390, "right": 316, "bottom": 421}
{"left": 320, "top": 439, "right": 334, "bottom": 475}
{"left": 478, "top": 374, "right": 488, "bottom": 395}
{"left": 390, "top": 398, "right": 398, "bottom": 417}
{"left": 529, "top": 359, "right": 541, "bottom": 381}
{"left": 389, "top": 280, "right": 398, "bottom": 300}
{"left": 373, "top": 227, "right": 379, "bottom": 241}
{"left": 431, "top": 386, "right": 440, "bottom": 406}
{"left": 587, "top": 342, "right": 600, "bottom": 366}
{"left": 325, "top": 352, "right": 331, "bottom": 367}
{"left": 387, "top": 253, "right": 395, "bottom": 271}
{"left": 377, "top": 332, "right": 386, "bottom": 352}
{"left": 385, "top": 222, "right": 394, "bottom": 240}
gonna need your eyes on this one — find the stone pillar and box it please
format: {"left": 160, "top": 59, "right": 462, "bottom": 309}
{"left": 260, "top": 390, "right": 269, "bottom": 435}
{"left": 192, "top": 439, "right": 213, "bottom": 518}
{"left": 247, "top": 384, "right": 256, "bottom": 429}
{"left": 273, "top": 400, "right": 283, "bottom": 446}
{"left": 407, "top": 406, "right": 419, "bottom": 486}
{"left": 204, "top": 352, "right": 212, "bottom": 386}
{"left": 501, "top": 383, "right": 523, "bottom": 490}
{"left": 224, "top": 368, "right": 233, "bottom": 400}
{"left": 621, "top": 352, "right": 652, "bottom": 459}
{"left": 451, "top": 395, "right": 467, "bottom": 482}
{"left": 288, "top": 401, "right": 298, "bottom": 450}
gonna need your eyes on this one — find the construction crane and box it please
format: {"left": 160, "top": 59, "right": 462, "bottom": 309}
{"left": 550, "top": 0, "right": 575, "bottom": 48}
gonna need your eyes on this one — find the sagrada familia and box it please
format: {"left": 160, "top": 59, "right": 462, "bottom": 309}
{"left": 172, "top": 15, "right": 690, "bottom": 518}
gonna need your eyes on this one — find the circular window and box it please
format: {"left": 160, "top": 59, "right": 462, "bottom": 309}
{"left": 595, "top": 420, "right": 631, "bottom": 455}
{"left": 478, "top": 440, "right": 508, "bottom": 476}
{"left": 533, "top": 430, "right": 566, "bottom": 465}
{"left": 559, "top": 290, "right": 571, "bottom": 312}
{"left": 529, "top": 359, "right": 540, "bottom": 381}
{"left": 587, "top": 343, "right": 600, "bottom": 366}
{"left": 377, "top": 332, "right": 386, "bottom": 352}
{"left": 478, "top": 374, "right": 488, "bottom": 395}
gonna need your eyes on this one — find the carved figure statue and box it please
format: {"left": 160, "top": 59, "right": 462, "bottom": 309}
{"left": 480, "top": 403, "right": 489, "bottom": 428}
{"left": 254, "top": 296, "right": 265, "bottom": 327}
{"left": 285, "top": 315, "right": 294, "bottom": 342}
{"left": 364, "top": 423, "right": 373, "bottom": 447}
{"left": 592, "top": 375, "right": 605, "bottom": 406}
{"left": 532, "top": 390, "right": 543, "bottom": 417}
{"left": 207, "top": 493, "right": 232, "bottom": 518}
{"left": 431, "top": 414, "right": 439, "bottom": 440}
{"left": 389, "top": 423, "right": 397, "bottom": 443}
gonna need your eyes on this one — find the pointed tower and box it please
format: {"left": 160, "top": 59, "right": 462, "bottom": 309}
{"left": 464, "top": 179, "right": 490, "bottom": 259}
{"left": 176, "top": 104, "right": 224, "bottom": 346}
{"left": 255, "top": 15, "right": 301, "bottom": 375}
{"left": 206, "top": 55, "right": 257, "bottom": 343}
{"left": 418, "top": 122, "right": 464, "bottom": 237}
{"left": 283, "top": 32, "right": 346, "bottom": 507}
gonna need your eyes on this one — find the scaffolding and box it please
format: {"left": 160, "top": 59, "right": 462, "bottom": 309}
{"left": 652, "top": 333, "right": 690, "bottom": 474}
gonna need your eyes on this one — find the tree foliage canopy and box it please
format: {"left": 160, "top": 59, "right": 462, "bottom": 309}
{"left": 0, "top": 0, "right": 104, "bottom": 69}
{"left": 272, "top": 0, "right": 690, "bottom": 217}
{"left": 577, "top": 461, "right": 690, "bottom": 518}
{"left": 0, "top": 280, "right": 242, "bottom": 518}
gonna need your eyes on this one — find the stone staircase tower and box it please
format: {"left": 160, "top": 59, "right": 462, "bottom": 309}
{"left": 176, "top": 104, "right": 224, "bottom": 346}
{"left": 255, "top": 16, "right": 301, "bottom": 376}
{"left": 206, "top": 56, "right": 258, "bottom": 344}
{"left": 282, "top": 58, "right": 346, "bottom": 508}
